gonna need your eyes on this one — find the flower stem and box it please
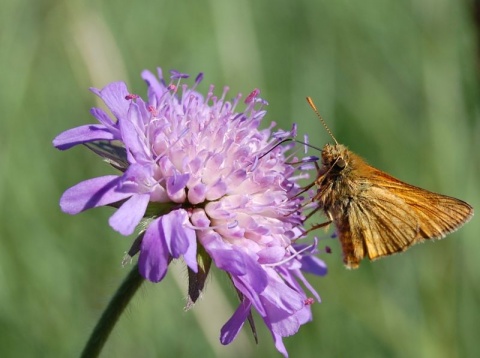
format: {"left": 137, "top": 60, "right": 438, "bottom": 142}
{"left": 80, "top": 264, "right": 144, "bottom": 358}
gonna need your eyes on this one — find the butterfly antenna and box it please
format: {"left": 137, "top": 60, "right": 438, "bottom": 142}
{"left": 306, "top": 97, "right": 338, "bottom": 145}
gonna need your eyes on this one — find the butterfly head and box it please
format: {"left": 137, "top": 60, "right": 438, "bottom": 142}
{"left": 321, "top": 144, "right": 349, "bottom": 172}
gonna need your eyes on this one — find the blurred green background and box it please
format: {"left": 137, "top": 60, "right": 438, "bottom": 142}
{"left": 1, "top": 0, "right": 479, "bottom": 357}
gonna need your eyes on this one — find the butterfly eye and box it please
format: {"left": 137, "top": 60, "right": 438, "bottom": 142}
{"left": 336, "top": 158, "right": 346, "bottom": 169}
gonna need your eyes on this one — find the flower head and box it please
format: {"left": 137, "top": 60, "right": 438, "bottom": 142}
{"left": 53, "top": 68, "right": 327, "bottom": 357}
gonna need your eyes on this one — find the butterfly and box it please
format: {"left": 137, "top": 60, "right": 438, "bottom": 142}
{"left": 305, "top": 97, "right": 474, "bottom": 268}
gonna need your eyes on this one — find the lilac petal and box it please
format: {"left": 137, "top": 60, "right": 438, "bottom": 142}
{"left": 271, "top": 330, "right": 289, "bottom": 358}
{"left": 187, "top": 183, "right": 207, "bottom": 205}
{"left": 232, "top": 249, "right": 269, "bottom": 292}
{"left": 265, "top": 304, "right": 300, "bottom": 338}
{"left": 231, "top": 277, "right": 266, "bottom": 317}
{"left": 53, "top": 125, "right": 115, "bottom": 150}
{"left": 201, "top": 235, "right": 268, "bottom": 310}
{"left": 118, "top": 163, "right": 155, "bottom": 194}
{"left": 201, "top": 236, "right": 255, "bottom": 278}
{"left": 281, "top": 267, "right": 321, "bottom": 303}
{"left": 299, "top": 255, "right": 328, "bottom": 276}
{"left": 205, "top": 243, "right": 268, "bottom": 293}
{"left": 182, "top": 232, "right": 198, "bottom": 273}
{"left": 236, "top": 272, "right": 304, "bottom": 342}
{"left": 298, "top": 273, "right": 321, "bottom": 302}
{"left": 257, "top": 246, "right": 286, "bottom": 264}
{"left": 120, "top": 104, "right": 150, "bottom": 163}
{"left": 139, "top": 217, "right": 169, "bottom": 282}
{"left": 89, "top": 108, "right": 120, "bottom": 138}
{"left": 90, "top": 82, "right": 130, "bottom": 120}
{"left": 108, "top": 193, "right": 150, "bottom": 235}
{"left": 262, "top": 277, "right": 304, "bottom": 317}
{"left": 211, "top": 249, "right": 247, "bottom": 276}
{"left": 142, "top": 70, "right": 166, "bottom": 101}
{"left": 135, "top": 98, "right": 151, "bottom": 126}
{"left": 294, "top": 304, "right": 313, "bottom": 326}
{"left": 205, "top": 180, "right": 227, "bottom": 201}
{"left": 190, "top": 209, "right": 211, "bottom": 228}
{"left": 90, "top": 107, "right": 115, "bottom": 126}
{"left": 220, "top": 299, "right": 251, "bottom": 345}
{"left": 220, "top": 253, "right": 269, "bottom": 316}
{"left": 161, "top": 210, "right": 196, "bottom": 265}
{"left": 60, "top": 175, "right": 129, "bottom": 214}
{"left": 166, "top": 173, "right": 190, "bottom": 196}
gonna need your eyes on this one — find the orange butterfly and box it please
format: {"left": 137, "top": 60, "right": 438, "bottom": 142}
{"left": 306, "top": 97, "right": 474, "bottom": 268}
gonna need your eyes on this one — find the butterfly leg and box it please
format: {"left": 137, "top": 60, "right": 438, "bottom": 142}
{"left": 293, "top": 180, "right": 316, "bottom": 199}
{"left": 293, "top": 161, "right": 323, "bottom": 199}
{"left": 305, "top": 211, "right": 333, "bottom": 234}
{"left": 306, "top": 220, "right": 332, "bottom": 233}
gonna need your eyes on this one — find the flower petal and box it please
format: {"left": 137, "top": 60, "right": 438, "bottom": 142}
{"left": 211, "top": 249, "right": 247, "bottom": 276}
{"left": 89, "top": 108, "right": 121, "bottom": 137}
{"left": 90, "top": 81, "right": 130, "bottom": 120}
{"left": 166, "top": 173, "right": 190, "bottom": 196}
{"left": 53, "top": 125, "right": 115, "bottom": 150}
{"left": 59, "top": 175, "right": 129, "bottom": 214}
{"left": 270, "top": 329, "right": 289, "bottom": 358}
{"left": 279, "top": 266, "right": 321, "bottom": 303}
{"left": 262, "top": 276, "right": 304, "bottom": 317}
{"left": 139, "top": 217, "right": 169, "bottom": 282}
{"left": 257, "top": 246, "right": 286, "bottom": 264}
{"left": 120, "top": 103, "right": 150, "bottom": 164}
{"left": 109, "top": 193, "right": 150, "bottom": 235}
{"left": 182, "top": 233, "right": 198, "bottom": 273}
{"left": 299, "top": 255, "right": 328, "bottom": 276}
{"left": 161, "top": 210, "right": 196, "bottom": 266}
{"left": 118, "top": 163, "right": 155, "bottom": 194}
{"left": 220, "top": 299, "right": 251, "bottom": 345}
{"left": 142, "top": 69, "right": 167, "bottom": 103}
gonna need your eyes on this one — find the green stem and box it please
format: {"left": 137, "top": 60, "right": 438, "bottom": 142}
{"left": 80, "top": 263, "right": 145, "bottom": 358}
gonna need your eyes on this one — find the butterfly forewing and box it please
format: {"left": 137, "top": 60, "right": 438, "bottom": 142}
{"left": 369, "top": 167, "right": 474, "bottom": 240}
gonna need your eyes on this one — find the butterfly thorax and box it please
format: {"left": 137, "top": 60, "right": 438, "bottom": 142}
{"left": 315, "top": 144, "right": 368, "bottom": 216}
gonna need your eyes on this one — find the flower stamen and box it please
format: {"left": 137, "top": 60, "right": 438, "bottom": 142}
{"left": 265, "top": 240, "right": 317, "bottom": 268}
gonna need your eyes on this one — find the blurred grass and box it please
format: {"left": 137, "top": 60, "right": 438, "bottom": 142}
{"left": 1, "top": 0, "right": 479, "bottom": 357}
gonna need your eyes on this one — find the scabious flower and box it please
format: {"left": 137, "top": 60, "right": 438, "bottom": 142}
{"left": 53, "top": 68, "right": 327, "bottom": 357}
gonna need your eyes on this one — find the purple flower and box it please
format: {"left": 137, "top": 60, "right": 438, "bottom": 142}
{"left": 53, "top": 68, "right": 327, "bottom": 357}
